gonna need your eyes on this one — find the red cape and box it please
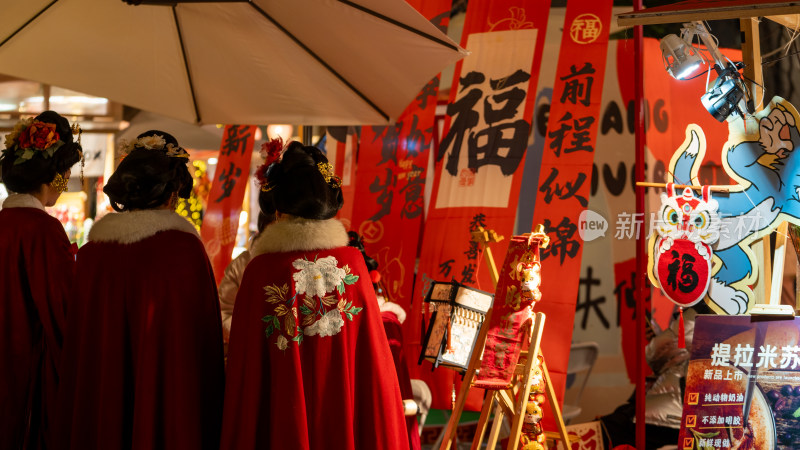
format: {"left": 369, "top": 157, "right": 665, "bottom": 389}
{"left": 221, "top": 243, "right": 409, "bottom": 450}
{"left": 382, "top": 310, "right": 421, "bottom": 450}
{"left": 0, "top": 203, "right": 73, "bottom": 450}
{"left": 57, "top": 222, "right": 224, "bottom": 450}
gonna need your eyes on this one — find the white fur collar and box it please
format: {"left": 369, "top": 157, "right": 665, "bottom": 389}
{"left": 378, "top": 298, "right": 407, "bottom": 324}
{"left": 251, "top": 217, "right": 348, "bottom": 257}
{"left": 2, "top": 193, "right": 44, "bottom": 210}
{"left": 89, "top": 209, "right": 199, "bottom": 244}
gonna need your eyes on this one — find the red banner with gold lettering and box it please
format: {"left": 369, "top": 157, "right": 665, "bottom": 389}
{"left": 407, "top": 0, "right": 551, "bottom": 412}
{"left": 350, "top": 0, "right": 452, "bottom": 313}
{"left": 200, "top": 124, "right": 256, "bottom": 283}
{"left": 530, "top": 0, "right": 612, "bottom": 423}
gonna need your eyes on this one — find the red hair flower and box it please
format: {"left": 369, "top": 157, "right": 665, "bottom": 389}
{"left": 18, "top": 121, "right": 60, "bottom": 150}
{"left": 254, "top": 163, "right": 269, "bottom": 187}
{"left": 260, "top": 137, "right": 284, "bottom": 166}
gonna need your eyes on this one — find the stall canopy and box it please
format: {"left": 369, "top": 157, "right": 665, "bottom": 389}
{"left": 0, "top": 0, "right": 467, "bottom": 125}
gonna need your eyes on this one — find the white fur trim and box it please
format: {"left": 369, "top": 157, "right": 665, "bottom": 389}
{"left": 2, "top": 193, "right": 44, "bottom": 210}
{"left": 88, "top": 209, "right": 199, "bottom": 244}
{"left": 379, "top": 300, "right": 407, "bottom": 324}
{"left": 251, "top": 217, "right": 348, "bottom": 257}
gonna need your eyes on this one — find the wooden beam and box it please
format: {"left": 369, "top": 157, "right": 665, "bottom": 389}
{"left": 741, "top": 17, "right": 764, "bottom": 112}
{"left": 766, "top": 13, "right": 800, "bottom": 29}
{"left": 738, "top": 16, "right": 773, "bottom": 306}
{"left": 770, "top": 222, "right": 789, "bottom": 305}
{"left": 617, "top": 3, "right": 800, "bottom": 26}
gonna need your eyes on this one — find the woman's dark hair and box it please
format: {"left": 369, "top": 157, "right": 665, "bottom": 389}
{"left": 103, "top": 130, "right": 192, "bottom": 212}
{"left": 347, "top": 231, "right": 378, "bottom": 272}
{"left": 0, "top": 110, "right": 82, "bottom": 193}
{"left": 256, "top": 211, "right": 275, "bottom": 234}
{"left": 258, "top": 141, "right": 343, "bottom": 220}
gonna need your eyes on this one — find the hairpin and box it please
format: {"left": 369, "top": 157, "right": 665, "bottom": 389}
{"left": 317, "top": 162, "right": 342, "bottom": 189}
{"left": 72, "top": 122, "right": 85, "bottom": 183}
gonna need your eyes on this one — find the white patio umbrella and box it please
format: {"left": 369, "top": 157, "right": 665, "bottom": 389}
{"left": 0, "top": 0, "right": 466, "bottom": 125}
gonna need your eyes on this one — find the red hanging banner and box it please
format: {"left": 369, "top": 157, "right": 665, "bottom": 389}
{"left": 200, "top": 124, "right": 256, "bottom": 284}
{"left": 530, "top": 0, "right": 613, "bottom": 419}
{"left": 324, "top": 126, "right": 358, "bottom": 230}
{"left": 408, "top": 0, "right": 552, "bottom": 412}
{"left": 350, "top": 0, "right": 452, "bottom": 312}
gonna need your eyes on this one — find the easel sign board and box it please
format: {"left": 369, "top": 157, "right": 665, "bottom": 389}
{"left": 679, "top": 315, "right": 800, "bottom": 449}
{"left": 419, "top": 281, "right": 494, "bottom": 372}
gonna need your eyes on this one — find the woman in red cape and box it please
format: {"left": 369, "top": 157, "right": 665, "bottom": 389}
{"left": 220, "top": 140, "right": 409, "bottom": 450}
{"left": 348, "top": 231, "right": 422, "bottom": 450}
{"left": 56, "top": 131, "right": 224, "bottom": 450}
{"left": 0, "top": 111, "right": 82, "bottom": 450}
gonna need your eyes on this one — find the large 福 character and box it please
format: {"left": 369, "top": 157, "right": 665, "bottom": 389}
{"left": 666, "top": 96, "right": 800, "bottom": 314}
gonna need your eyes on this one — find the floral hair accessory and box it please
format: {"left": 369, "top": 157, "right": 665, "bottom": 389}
{"left": 317, "top": 162, "right": 342, "bottom": 189}
{"left": 254, "top": 137, "right": 287, "bottom": 192}
{"left": 118, "top": 134, "right": 189, "bottom": 159}
{"left": 260, "top": 136, "right": 285, "bottom": 166}
{"left": 4, "top": 118, "right": 66, "bottom": 165}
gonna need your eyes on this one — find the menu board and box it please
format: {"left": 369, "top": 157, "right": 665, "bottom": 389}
{"left": 679, "top": 315, "right": 800, "bottom": 449}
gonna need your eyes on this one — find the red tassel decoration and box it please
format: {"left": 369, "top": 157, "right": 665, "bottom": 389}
{"left": 677, "top": 307, "right": 686, "bottom": 349}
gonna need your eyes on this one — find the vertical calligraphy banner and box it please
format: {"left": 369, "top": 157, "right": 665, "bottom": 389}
{"left": 531, "top": 0, "right": 612, "bottom": 425}
{"left": 324, "top": 126, "right": 358, "bottom": 230}
{"left": 408, "top": 0, "right": 551, "bottom": 411}
{"left": 350, "top": 0, "right": 452, "bottom": 312}
{"left": 200, "top": 124, "right": 256, "bottom": 284}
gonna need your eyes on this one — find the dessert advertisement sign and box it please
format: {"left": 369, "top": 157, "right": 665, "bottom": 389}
{"left": 680, "top": 315, "right": 800, "bottom": 449}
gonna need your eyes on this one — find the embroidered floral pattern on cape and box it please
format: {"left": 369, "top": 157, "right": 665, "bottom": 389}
{"left": 262, "top": 255, "right": 362, "bottom": 349}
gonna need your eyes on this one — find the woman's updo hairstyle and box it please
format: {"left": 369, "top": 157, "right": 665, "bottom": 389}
{"left": 103, "top": 130, "right": 192, "bottom": 212}
{"left": 0, "top": 110, "right": 82, "bottom": 193}
{"left": 347, "top": 231, "right": 378, "bottom": 272}
{"left": 258, "top": 140, "right": 343, "bottom": 220}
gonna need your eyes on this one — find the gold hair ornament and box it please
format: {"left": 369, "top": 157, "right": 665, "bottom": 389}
{"left": 72, "top": 122, "right": 85, "bottom": 183}
{"left": 50, "top": 172, "right": 69, "bottom": 193}
{"left": 317, "top": 162, "right": 342, "bottom": 189}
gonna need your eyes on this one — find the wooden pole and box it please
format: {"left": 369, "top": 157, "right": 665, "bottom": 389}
{"left": 739, "top": 16, "right": 773, "bottom": 306}
{"left": 470, "top": 226, "right": 504, "bottom": 286}
{"left": 740, "top": 17, "right": 764, "bottom": 112}
{"left": 633, "top": 0, "right": 647, "bottom": 446}
{"left": 635, "top": 181, "right": 733, "bottom": 191}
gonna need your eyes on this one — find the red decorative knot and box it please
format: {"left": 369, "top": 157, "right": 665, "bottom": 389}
{"left": 369, "top": 270, "right": 381, "bottom": 284}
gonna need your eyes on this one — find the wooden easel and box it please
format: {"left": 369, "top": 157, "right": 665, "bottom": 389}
{"left": 439, "top": 227, "right": 573, "bottom": 450}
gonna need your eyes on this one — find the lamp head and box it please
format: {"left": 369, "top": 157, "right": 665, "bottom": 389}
{"left": 700, "top": 64, "right": 746, "bottom": 122}
{"left": 660, "top": 34, "right": 704, "bottom": 80}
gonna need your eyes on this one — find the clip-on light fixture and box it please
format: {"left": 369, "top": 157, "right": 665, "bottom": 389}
{"left": 661, "top": 22, "right": 752, "bottom": 122}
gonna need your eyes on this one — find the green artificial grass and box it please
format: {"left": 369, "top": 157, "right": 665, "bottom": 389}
{"left": 425, "top": 409, "right": 483, "bottom": 425}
